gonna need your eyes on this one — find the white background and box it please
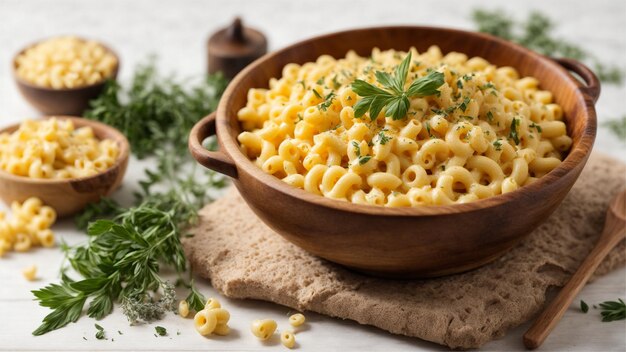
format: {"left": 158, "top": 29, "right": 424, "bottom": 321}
{"left": 0, "top": 0, "right": 625, "bottom": 351}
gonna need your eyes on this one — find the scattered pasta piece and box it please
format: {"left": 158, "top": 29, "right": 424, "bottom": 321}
{"left": 288, "top": 313, "right": 306, "bottom": 327}
{"left": 251, "top": 319, "right": 277, "bottom": 340}
{"left": 213, "top": 323, "right": 230, "bottom": 336}
{"left": 205, "top": 297, "right": 221, "bottom": 310}
{"left": 15, "top": 36, "right": 117, "bottom": 89}
{"left": 0, "top": 197, "right": 57, "bottom": 256}
{"left": 194, "top": 309, "right": 217, "bottom": 336}
{"left": 193, "top": 299, "right": 231, "bottom": 337}
{"left": 178, "top": 300, "right": 189, "bottom": 318}
{"left": 0, "top": 118, "right": 120, "bottom": 179}
{"left": 281, "top": 330, "right": 296, "bottom": 349}
{"left": 22, "top": 264, "right": 37, "bottom": 281}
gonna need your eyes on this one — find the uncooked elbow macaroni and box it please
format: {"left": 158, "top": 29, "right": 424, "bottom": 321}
{"left": 15, "top": 36, "right": 117, "bottom": 89}
{"left": 237, "top": 47, "right": 572, "bottom": 207}
{"left": 0, "top": 197, "right": 56, "bottom": 257}
{"left": 0, "top": 118, "right": 119, "bottom": 179}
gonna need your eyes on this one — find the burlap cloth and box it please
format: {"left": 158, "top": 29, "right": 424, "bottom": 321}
{"left": 184, "top": 152, "right": 626, "bottom": 349}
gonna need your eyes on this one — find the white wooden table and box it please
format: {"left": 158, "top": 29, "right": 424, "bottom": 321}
{"left": 1, "top": 0, "right": 625, "bottom": 350}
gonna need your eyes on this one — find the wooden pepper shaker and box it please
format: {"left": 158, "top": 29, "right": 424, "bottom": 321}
{"left": 207, "top": 17, "right": 268, "bottom": 80}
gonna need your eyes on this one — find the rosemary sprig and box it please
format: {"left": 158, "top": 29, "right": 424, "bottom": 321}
{"left": 351, "top": 52, "right": 445, "bottom": 121}
{"left": 471, "top": 9, "right": 624, "bottom": 85}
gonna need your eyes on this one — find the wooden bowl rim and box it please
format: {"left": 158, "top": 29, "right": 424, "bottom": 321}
{"left": 0, "top": 116, "right": 130, "bottom": 185}
{"left": 12, "top": 35, "right": 120, "bottom": 92}
{"left": 216, "top": 25, "right": 597, "bottom": 216}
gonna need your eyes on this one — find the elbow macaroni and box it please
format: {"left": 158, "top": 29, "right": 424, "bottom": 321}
{"left": 0, "top": 118, "right": 120, "bottom": 179}
{"left": 0, "top": 197, "right": 57, "bottom": 257}
{"left": 237, "top": 47, "right": 571, "bottom": 206}
{"left": 15, "top": 36, "right": 117, "bottom": 89}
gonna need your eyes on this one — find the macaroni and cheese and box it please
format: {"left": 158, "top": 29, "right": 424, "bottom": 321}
{"left": 237, "top": 47, "right": 571, "bottom": 207}
{"left": 0, "top": 118, "right": 120, "bottom": 179}
{"left": 0, "top": 197, "right": 56, "bottom": 257}
{"left": 15, "top": 36, "right": 117, "bottom": 89}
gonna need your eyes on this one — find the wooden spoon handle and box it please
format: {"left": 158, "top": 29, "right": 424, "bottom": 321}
{"left": 523, "top": 222, "right": 625, "bottom": 349}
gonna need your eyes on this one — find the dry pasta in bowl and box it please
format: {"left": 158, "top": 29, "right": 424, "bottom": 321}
{"left": 0, "top": 118, "right": 120, "bottom": 179}
{"left": 237, "top": 47, "right": 572, "bottom": 207}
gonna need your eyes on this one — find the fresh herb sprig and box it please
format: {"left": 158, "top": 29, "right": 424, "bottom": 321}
{"left": 599, "top": 299, "right": 626, "bottom": 322}
{"left": 602, "top": 116, "right": 626, "bottom": 142}
{"left": 471, "top": 9, "right": 624, "bottom": 85}
{"left": 33, "top": 59, "right": 227, "bottom": 336}
{"left": 85, "top": 58, "right": 228, "bottom": 158}
{"left": 351, "top": 53, "right": 445, "bottom": 121}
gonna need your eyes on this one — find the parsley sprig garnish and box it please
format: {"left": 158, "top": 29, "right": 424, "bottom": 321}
{"left": 351, "top": 52, "right": 445, "bottom": 121}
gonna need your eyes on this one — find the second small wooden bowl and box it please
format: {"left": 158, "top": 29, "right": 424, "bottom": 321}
{"left": 0, "top": 117, "right": 130, "bottom": 217}
{"left": 12, "top": 37, "right": 119, "bottom": 116}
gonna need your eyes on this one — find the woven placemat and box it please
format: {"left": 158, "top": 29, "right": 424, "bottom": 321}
{"left": 184, "top": 152, "right": 626, "bottom": 349}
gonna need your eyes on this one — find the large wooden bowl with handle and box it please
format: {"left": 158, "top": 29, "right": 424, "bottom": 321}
{"left": 189, "top": 26, "right": 598, "bottom": 278}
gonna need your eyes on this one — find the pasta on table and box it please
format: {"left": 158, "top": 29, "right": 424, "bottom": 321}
{"left": 237, "top": 46, "right": 572, "bottom": 207}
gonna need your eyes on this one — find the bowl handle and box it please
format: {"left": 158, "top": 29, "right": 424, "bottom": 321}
{"left": 189, "top": 112, "right": 238, "bottom": 179}
{"left": 552, "top": 58, "right": 601, "bottom": 103}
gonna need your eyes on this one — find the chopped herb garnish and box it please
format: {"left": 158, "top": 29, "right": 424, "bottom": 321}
{"left": 351, "top": 141, "right": 371, "bottom": 165}
{"left": 425, "top": 122, "right": 432, "bottom": 136}
{"left": 155, "top": 326, "right": 167, "bottom": 336}
{"left": 351, "top": 52, "right": 445, "bottom": 121}
{"left": 493, "top": 139, "right": 503, "bottom": 151}
{"left": 481, "top": 82, "right": 497, "bottom": 90}
{"left": 459, "top": 96, "right": 471, "bottom": 112}
{"left": 456, "top": 80, "right": 463, "bottom": 89}
{"left": 297, "top": 80, "right": 306, "bottom": 89}
{"left": 318, "top": 91, "right": 336, "bottom": 111}
{"left": 509, "top": 118, "right": 520, "bottom": 144}
{"left": 312, "top": 89, "right": 323, "bottom": 100}
{"left": 581, "top": 300, "right": 589, "bottom": 313}
{"left": 530, "top": 122, "right": 542, "bottom": 133}
{"left": 316, "top": 76, "right": 325, "bottom": 85}
{"left": 486, "top": 111, "right": 494, "bottom": 122}
{"left": 377, "top": 130, "right": 392, "bottom": 145}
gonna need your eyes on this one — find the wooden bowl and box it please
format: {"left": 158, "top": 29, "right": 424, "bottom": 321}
{"left": 189, "top": 26, "right": 599, "bottom": 278}
{"left": 0, "top": 117, "right": 130, "bottom": 217}
{"left": 12, "top": 37, "right": 119, "bottom": 116}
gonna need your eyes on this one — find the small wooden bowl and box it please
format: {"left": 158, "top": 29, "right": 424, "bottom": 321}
{"left": 0, "top": 117, "right": 130, "bottom": 217}
{"left": 12, "top": 37, "right": 119, "bottom": 116}
{"left": 190, "top": 26, "right": 599, "bottom": 278}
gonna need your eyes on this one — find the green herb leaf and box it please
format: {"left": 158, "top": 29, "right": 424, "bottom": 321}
{"left": 580, "top": 300, "right": 589, "bottom": 313}
{"left": 351, "top": 53, "right": 444, "bottom": 121}
{"left": 185, "top": 280, "right": 206, "bottom": 313}
{"left": 155, "top": 326, "right": 167, "bottom": 336}
{"left": 509, "top": 118, "right": 520, "bottom": 145}
{"left": 599, "top": 299, "right": 625, "bottom": 322}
